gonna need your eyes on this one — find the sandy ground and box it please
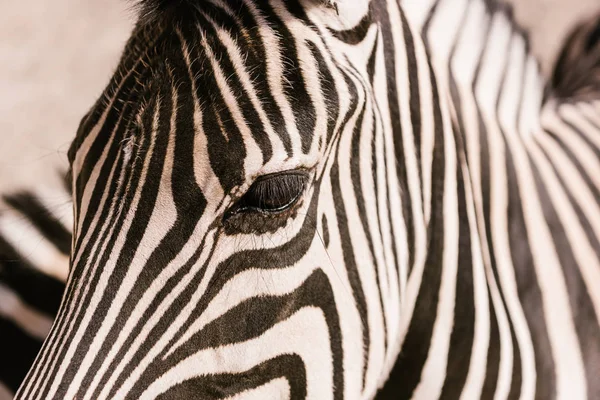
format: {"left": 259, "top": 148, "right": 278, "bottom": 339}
{"left": 0, "top": 0, "right": 599, "bottom": 193}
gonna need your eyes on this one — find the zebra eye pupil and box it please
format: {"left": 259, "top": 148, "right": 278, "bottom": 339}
{"left": 235, "top": 171, "right": 308, "bottom": 214}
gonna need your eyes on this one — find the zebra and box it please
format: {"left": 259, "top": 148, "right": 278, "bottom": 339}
{"left": 0, "top": 182, "right": 71, "bottom": 398}
{"left": 1, "top": 0, "right": 599, "bottom": 398}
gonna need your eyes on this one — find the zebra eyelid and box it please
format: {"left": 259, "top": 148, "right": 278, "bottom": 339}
{"left": 224, "top": 170, "right": 310, "bottom": 219}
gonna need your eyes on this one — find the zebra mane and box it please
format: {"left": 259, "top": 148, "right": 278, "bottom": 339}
{"left": 132, "top": 0, "right": 193, "bottom": 23}
{"left": 132, "top": 0, "right": 350, "bottom": 23}
{"left": 552, "top": 13, "right": 600, "bottom": 100}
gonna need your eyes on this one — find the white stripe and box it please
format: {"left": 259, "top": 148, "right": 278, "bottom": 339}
{"left": 458, "top": 158, "right": 491, "bottom": 400}
{"left": 500, "top": 55, "right": 588, "bottom": 400}
{"left": 246, "top": 0, "right": 303, "bottom": 154}
{"left": 411, "top": 80, "right": 459, "bottom": 399}
{"left": 41, "top": 98, "right": 161, "bottom": 398}
{"left": 33, "top": 126, "right": 140, "bottom": 398}
{"left": 526, "top": 127, "right": 600, "bottom": 330}
{"left": 401, "top": 0, "right": 437, "bottom": 31}
{"left": 0, "top": 283, "right": 53, "bottom": 340}
{"left": 534, "top": 119, "right": 600, "bottom": 324}
{"left": 196, "top": 15, "right": 288, "bottom": 166}
{"left": 541, "top": 109, "right": 600, "bottom": 191}
{"left": 134, "top": 307, "right": 333, "bottom": 400}
{"left": 495, "top": 33, "right": 538, "bottom": 400}
{"left": 579, "top": 102, "right": 600, "bottom": 130}
{"left": 448, "top": 5, "right": 492, "bottom": 397}
{"left": 448, "top": 4, "right": 492, "bottom": 398}
{"left": 475, "top": 13, "right": 516, "bottom": 399}
{"left": 332, "top": 61, "right": 385, "bottom": 398}
{"left": 33, "top": 186, "right": 74, "bottom": 234}
{"left": 69, "top": 94, "right": 178, "bottom": 399}
{"left": 92, "top": 184, "right": 312, "bottom": 396}
{"left": 537, "top": 111, "right": 600, "bottom": 244}
{"left": 504, "top": 118, "right": 588, "bottom": 400}
{"left": 388, "top": 0, "right": 429, "bottom": 348}
{"left": 167, "top": 265, "right": 318, "bottom": 357}
{"left": 419, "top": 0, "right": 467, "bottom": 225}
{"left": 224, "top": 378, "right": 291, "bottom": 400}
{"left": 0, "top": 211, "right": 68, "bottom": 282}
{"left": 559, "top": 103, "right": 600, "bottom": 150}
{"left": 198, "top": 25, "right": 263, "bottom": 178}
{"left": 372, "top": 27, "right": 404, "bottom": 379}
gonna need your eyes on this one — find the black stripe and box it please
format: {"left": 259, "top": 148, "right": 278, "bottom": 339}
{"left": 156, "top": 354, "right": 307, "bottom": 400}
{"left": 234, "top": 1, "right": 294, "bottom": 155}
{"left": 142, "top": 270, "right": 338, "bottom": 400}
{"left": 372, "top": 4, "right": 415, "bottom": 285}
{"left": 0, "top": 319, "right": 44, "bottom": 393}
{"left": 402, "top": 11, "right": 423, "bottom": 213}
{"left": 256, "top": 1, "right": 316, "bottom": 154}
{"left": 70, "top": 47, "right": 208, "bottom": 397}
{"left": 0, "top": 237, "right": 64, "bottom": 315}
{"left": 330, "top": 159, "right": 370, "bottom": 391}
{"left": 529, "top": 141, "right": 600, "bottom": 399}
{"left": 379, "top": 54, "right": 447, "bottom": 399}
{"left": 502, "top": 118, "right": 555, "bottom": 399}
{"left": 543, "top": 128, "right": 600, "bottom": 206}
{"left": 440, "top": 152, "right": 475, "bottom": 397}
{"left": 307, "top": 41, "right": 340, "bottom": 148}
{"left": 3, "top": 193, "right": 71, "bottom": 255}
{"left": 187, "top": 24, "right": 248, "bottom": 192}
{"left": 38, "top": 81, "right": 159, "bottom": 398}
{"left": 195, "top": 8, "right": 273, "bottom": 164}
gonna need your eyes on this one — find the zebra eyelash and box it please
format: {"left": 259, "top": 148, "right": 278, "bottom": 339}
{"left": 225, "top": 171, "right": 310, "bottom": 218}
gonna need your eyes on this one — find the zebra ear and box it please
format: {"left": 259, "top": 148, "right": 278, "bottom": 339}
{"left": 300, "top": 0, "right": 370, "bottom": 30}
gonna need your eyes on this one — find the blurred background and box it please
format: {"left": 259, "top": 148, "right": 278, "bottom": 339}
{"left": 0, "top": 0, "right": 133, "bottom": 194}
{"left": 1, "top": 0, "right": 600, "bottom": 193}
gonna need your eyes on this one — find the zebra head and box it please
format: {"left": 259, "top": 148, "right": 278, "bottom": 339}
{"left": 18, "top": 0, "right": 449, "bottom": 398}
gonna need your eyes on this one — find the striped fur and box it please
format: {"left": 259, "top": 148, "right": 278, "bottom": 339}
{"left": 0, "top": 184, "right": 71, "bottom": 398}
{"left": 2, "top": 0, "right": 599, "bottom": 399}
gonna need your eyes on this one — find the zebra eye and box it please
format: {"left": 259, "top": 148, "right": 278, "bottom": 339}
{"left": 233, "top": 171, "right": 308, "bottom": 215}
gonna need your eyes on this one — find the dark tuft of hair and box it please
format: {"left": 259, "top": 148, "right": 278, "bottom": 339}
{"left": 130, "top": 0, "right": 199, "bottom": 24}
{"left": 552, "top": 13, "right": 600, "bottom": 101}
{"left": 132, "top": 0, "right": 340, "bottom": 23}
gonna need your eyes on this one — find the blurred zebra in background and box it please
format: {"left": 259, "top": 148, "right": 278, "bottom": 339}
{"left": 0, "top": 181, "right": 70, "bottom": 399}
